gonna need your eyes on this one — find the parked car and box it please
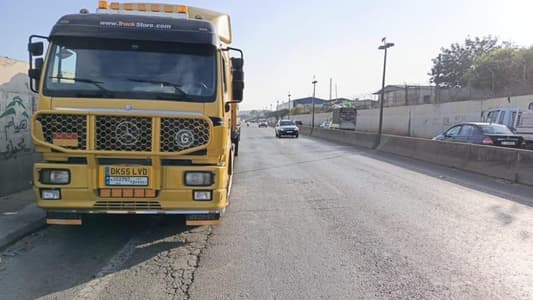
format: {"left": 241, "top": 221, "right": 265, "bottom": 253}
{"left": 319, "top": 120, "right": 331, "bottom": 129}
{"left": 275, "top": 119, "right": 299, "bottom": 138}
{"left": 433, "top": 122, "right": 525, "bottom": 148}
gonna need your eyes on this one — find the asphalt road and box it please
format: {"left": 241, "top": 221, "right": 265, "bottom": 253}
{"left": 1, "top": 126, "right": 533, "bottom": 299}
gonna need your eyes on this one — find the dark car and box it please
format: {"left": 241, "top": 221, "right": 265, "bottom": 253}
{"left": 275, "top": 119, "right": 299, "bottom": 138}
{"left": 433, "top": 122, "right": 525, "bottom": 148}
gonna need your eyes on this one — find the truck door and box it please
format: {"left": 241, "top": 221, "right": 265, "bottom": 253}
{"left": 498, "top": 110, "right": 507, "bottom": 126}
{"left": 486, "top": 110, "right": 499, "bottom": 124}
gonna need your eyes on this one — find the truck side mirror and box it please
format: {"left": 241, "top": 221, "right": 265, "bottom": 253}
{"left": 232, "top": 76, "right": 244, "bottom": 101}
{"left": 231, "top": 57, "right": 244, "bottom": 102}
{"left": 28, "top": 42, "right": 44, "bottom": 56}
{"left": 28, "top": 35, "right": 48, "bottom": 93}
{"left": 28, "top": 58, "right": 44, "bottom": 91}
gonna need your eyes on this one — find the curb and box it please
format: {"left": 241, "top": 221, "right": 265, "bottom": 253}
{"left": 0, "top": 204, "right": 46, "bottom": 250}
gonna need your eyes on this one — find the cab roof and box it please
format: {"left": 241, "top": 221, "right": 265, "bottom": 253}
{"left": 50, "top": 13, "right": 218, "bottom": 46}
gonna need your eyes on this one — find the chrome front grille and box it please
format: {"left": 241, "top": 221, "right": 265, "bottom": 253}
{"left": 160, "top": 118, "right": 210, "bottom": 152}
{"left": 36, "top": 113, "right": 210, "bottom": 153}
{"left": 94, "top": 201, "right": 162, "bottom": 210}
{"left": 37, "top": 114, "right": 87, "bottom": 150}
{"left": 96, "top": 116, "right": 152, "bottom": 151}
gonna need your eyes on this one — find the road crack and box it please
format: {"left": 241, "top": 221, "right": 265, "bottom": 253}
{"left": 179, "top": 225, "right": 213, "bottom": 300}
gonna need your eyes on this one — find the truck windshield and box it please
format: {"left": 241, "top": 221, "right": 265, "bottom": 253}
{"left": 43, "top": 38, "right": 217, "bottom": 102}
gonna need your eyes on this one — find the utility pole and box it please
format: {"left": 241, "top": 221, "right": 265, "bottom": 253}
{"left": 288, "top": 92, "right": 291, "bottom": 119}
{"left": 312, "top": 76, "right": 318, "bottom": 129}
{"left": 374, "top": 37, "right": 395, "bottom": 149}
{"left": 276, "top": 100, "right": 280, "bottom": 120}
{"left": 329, "top": 78, "right": 332, "bottom": 100}
{"left": 335, "top": 83, "right": 338, "bottom": 100}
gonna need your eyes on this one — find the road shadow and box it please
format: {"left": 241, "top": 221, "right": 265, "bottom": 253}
{"left": 0, "top": 214, "right": 206, "bottom": 300}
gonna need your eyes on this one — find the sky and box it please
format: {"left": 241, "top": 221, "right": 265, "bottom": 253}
{"left": 1, "top": 0, "right": 533, "bottom": 110}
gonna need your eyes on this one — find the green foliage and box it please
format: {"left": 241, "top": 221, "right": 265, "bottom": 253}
{"left": 292, "top": 106, "right": 305, "bottom": 115}
{"left": 430, "top": 36, "right": 500, "bottom": 87}
{"left": 430, "top": 36, "right": 533, "bottom": 95}
{"left": 266, "top": 109, "right": 289, "bottom": 120}
{"left": 467, "top": 47, "right": 533, "bottom": 93}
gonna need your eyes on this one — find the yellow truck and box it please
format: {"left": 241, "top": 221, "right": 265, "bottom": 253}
{"left": 27, "top": 1, "right": 244, "bottom": 226}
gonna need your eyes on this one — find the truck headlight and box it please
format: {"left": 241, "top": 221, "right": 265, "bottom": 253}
{"left": 40, "top": 169, "right": 70, "bottom": 185}
{"left": 184, "top": 172, "right": 214, "bottom": 186}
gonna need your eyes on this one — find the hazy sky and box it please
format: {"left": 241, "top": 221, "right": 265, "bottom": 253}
{"left": 1, "top": 0, "right": 533, "bottom": 110}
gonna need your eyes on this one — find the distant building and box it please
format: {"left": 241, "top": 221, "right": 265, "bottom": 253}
{"left": 373, "top": 85, "right": 435, "bottom": 107}
{"left": 353, "top": 99, "right": 379, "bottom": 109}
{"left": 277, "top": 97, "right": 328, "bottom": 110}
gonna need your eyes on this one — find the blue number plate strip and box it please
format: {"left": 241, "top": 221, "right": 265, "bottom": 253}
{"left": 105, "top": 176, "right": 149, "bottom": 186}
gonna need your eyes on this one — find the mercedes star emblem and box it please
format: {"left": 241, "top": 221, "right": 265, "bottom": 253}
{"left": 115, "top": 121, "right": 140, "bottom": 146}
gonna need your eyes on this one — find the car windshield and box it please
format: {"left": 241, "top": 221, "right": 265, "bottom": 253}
{"left": 480, "top": 125, "right": 513, "bottom": 134}
{"left": 43, "top": 38, "right": 217, "bottom": 102}
{"left": 280, "top": 120, "right": 295, "bottom": 126}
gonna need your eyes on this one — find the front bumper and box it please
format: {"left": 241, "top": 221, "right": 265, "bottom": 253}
{"left": 34, "top": 162, "right": 229, "bottom": 213}
{"left": 278, "top": 130, "right": 299, "bottom": 136}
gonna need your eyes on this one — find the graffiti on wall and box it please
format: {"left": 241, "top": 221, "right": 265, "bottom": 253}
{"left": 0, "top": 94, "right": 32, "bottom": 159}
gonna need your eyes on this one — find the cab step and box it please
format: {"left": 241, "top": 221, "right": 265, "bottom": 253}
{"left": 186, "top": 213, "right": 220, "bottom": 226}
{"left": 46, "top": 212, "right": 82, "bottom": 226}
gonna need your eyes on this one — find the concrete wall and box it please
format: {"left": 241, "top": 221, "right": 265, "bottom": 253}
{"left": 293, "top": 94, "right": 533, "bottom": 139}
{"left": 300, "top": 127, "right": 533, "bottom": 187}
{"left": 0, "top": 57, "right": 40, "bottom": 196}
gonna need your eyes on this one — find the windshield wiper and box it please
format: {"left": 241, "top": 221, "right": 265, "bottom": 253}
{"left": 126, "top": 78, "right": 187, "bottom": 97}
{"left": 48, "top": 76, "right": 115, "bottom": 97}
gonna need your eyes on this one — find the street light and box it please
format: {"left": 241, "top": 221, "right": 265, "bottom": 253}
{"left": 374, "top": 38, "right": 394, "bottom": 149}
{"left": 288, "top": 92, "right": 291, "bottom": 119}
{"left": 312, "top": 76, "right": 318, "bottom": 129}
{"left": 276, "top": 100, "right": 280, "bottom": 121}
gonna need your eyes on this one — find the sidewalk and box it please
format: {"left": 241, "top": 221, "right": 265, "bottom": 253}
{"left": 0, "top": 189, "right": 45, "bottom": 249}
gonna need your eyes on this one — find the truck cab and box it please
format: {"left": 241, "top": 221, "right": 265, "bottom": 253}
{"left": 482, "top": 108, "right": 520, "bottom": 131}
{"left": 482, "top": 107, "right": 533, "bottom": 147}
{"left": 27, "top": 1, "right": 244, "bottom": 225}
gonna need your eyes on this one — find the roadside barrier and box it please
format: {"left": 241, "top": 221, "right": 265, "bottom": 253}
{"left": 301, "top": 126, "right": 533, "bottom": 186}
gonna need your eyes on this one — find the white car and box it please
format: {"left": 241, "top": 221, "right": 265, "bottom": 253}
{"left": 275, "top": 120, "right": 299, "bottom": 138}
{"left": 319, "top": 120, "right": 332, "bottom": 129}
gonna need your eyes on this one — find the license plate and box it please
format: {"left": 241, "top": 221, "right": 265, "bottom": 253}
{"left": 99, "top": 166, "right": 152, "bottom": 187}
{"left": 501, "top": 141, "right": 516, "bottom": 146}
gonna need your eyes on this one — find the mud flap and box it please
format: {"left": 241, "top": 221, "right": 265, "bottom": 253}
{"left": 186, "top": 213, "right": 220, "bottom": 226}
{"left": 46, "top": 211, "right": 82, "bottom": 226}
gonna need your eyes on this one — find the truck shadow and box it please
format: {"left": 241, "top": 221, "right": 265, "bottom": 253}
{"left": 0, "top": 215, "right": 208, "bottom": 299}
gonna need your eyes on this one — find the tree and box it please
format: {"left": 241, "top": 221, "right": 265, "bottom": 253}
{"left": 467, "top": 47, "right": 533, "bottom": 94}
{"left": 429, "top": 36, "right": 500, "bottom": 87}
